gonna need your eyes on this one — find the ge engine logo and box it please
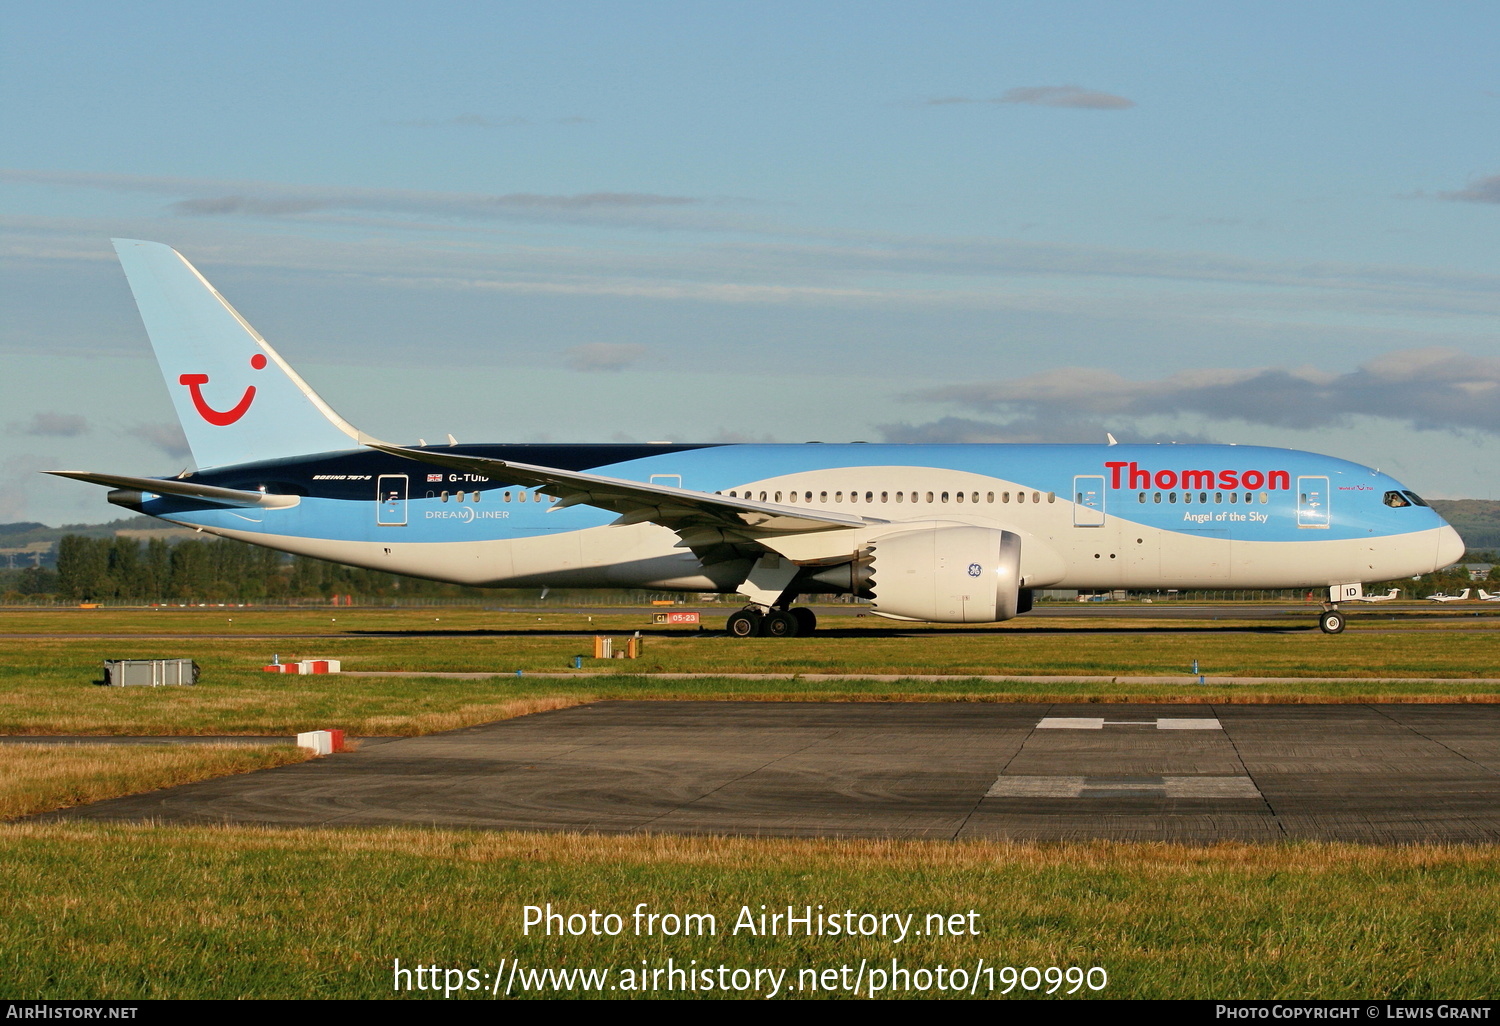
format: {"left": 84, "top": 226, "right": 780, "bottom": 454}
{"left": 967, "top": 563, "right": 983, "bottom": 577}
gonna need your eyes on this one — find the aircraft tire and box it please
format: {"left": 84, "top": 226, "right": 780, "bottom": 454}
{"left": 1319, "top": 610, "right": 1346, "bottom": 634}
{"left": 763, "top": 610, "right": 798, "bottom": 638}
{"left": 790, "top": 608, "right": 817, "bottom": 635}
{"left": 727, "top": 610, "right": 763, "bottom": 638}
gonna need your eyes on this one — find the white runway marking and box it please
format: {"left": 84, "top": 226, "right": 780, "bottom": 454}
{"left": 1036, "top": 717, "right": 1221, "bottom": 730}
{"left": 985, "top": 775, "right": 1261, "bottom": 799}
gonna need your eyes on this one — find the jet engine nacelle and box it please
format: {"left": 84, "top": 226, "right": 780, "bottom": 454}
{"left": 866, "top": 524, "right": 1024, "bottom": 623}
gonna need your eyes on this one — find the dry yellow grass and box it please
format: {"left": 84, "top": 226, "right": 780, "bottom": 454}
{"left": 348, "top": 694, "right": 591, "bottom": 734}
{"left": 11, "top": 820, "right": 1492, "bottom": 874}
{"left": 0, "top": 743, "right": 314, "bottom": 820}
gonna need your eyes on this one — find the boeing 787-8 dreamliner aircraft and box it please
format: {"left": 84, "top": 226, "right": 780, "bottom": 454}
{"left": 53, "top": 241, "right": 1465, "bottom": 636}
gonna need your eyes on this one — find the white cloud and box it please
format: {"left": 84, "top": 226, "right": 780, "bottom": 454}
{"left": 908, "top": 349, "right": 1500, "bottom": 435}
{"left": 126, "top": 422, "right": 192, "bottom": 461}
{"left": 927, "top": 87, "right": 1136, "bottom": 110}
{"left": 879, "top": 415, "right": 1210, "bottom": 445}
{"left": 1438, "top": 174, "right": 1500, "bottom": 204}
{"left": 7, "top": 412, "right": 88, "bottom": 437}
{"left": 994, "top": 85, "right": 1135, "bottom": 110}
{"left": 564, "top": 343, "right": 649, "bottom": 372}
{"left": 0, "top": 169, "right": 701, "bottom": 228}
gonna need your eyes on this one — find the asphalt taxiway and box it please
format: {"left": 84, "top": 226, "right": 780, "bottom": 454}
{"left": 35, "top": 702, "right": 1500, "bottom": 843}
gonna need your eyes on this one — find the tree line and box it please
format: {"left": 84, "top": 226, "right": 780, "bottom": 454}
{"left": 1, "top": 534, "right": 1494, "bottom": 606}
{"left": 44, "top": 535, "right": 484, "bottom": 604}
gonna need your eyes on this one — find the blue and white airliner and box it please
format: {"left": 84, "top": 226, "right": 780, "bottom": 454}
{"left": 53, "top": 240, "right": 1465, "bottom": 637}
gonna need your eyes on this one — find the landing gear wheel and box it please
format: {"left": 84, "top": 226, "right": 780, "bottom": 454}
{"left": 790, "top": 607, "right": 817, "bottom": 636}
{"left": 727, "top": 610, "right": 764, "bottom": 638}
{"left": 1319, "top": 610, "right": 1345, "bottom": 634}
{"left": 763, "top": 610, "right": 798, "bottom": 638}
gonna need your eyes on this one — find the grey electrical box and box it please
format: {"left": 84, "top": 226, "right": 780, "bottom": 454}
{"left": 102, "top": 659, "right": 199, "bottom": 686}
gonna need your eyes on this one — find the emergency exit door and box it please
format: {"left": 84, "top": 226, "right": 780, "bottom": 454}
{"left": 1073, "top": 475, "right": 1106, "bottom": 527}
{"left": 377, "top": 474, "right": 408, "bottom": 526}
{"left": 1297, "top": 476, "right": 1329, "bottom": 529}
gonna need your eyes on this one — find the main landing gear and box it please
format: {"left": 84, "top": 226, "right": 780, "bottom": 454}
{"left": 726, "top": 606, "right": 816, "bottom": 638}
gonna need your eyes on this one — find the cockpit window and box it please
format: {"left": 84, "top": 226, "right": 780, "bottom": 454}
{"left": 1402, "top": 490, "right": 1430, "bottom": 507}
{"left": 1383, "top": 491, "right": 1410, "bottom": 508}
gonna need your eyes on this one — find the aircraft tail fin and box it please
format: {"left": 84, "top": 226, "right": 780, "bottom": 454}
{"left": 112, "top": 239, "right": 376, "bottom": 469}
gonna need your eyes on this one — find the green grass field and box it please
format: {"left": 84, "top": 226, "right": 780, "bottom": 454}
{"left": 3, "top": 606, "right": 1498, "bottom": 1000}
{"left": 3, "top": 606, "right": 1498, "bottom": 736}
{"left": 4, "top": 825, "right": 1497, "bottom": 1000}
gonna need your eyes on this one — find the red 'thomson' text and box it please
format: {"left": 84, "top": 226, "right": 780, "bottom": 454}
{"left": 1104, "top": 462, "right": 1290, "bottom": 491}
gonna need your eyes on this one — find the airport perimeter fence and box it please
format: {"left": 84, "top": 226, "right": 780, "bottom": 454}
{"left": 0, "top": 589, "right": 1446, "bottom": 611}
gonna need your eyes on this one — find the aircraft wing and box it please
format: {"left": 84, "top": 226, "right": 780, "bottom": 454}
{"left": 366, "top": 443, "right": 880, "bottom": 559}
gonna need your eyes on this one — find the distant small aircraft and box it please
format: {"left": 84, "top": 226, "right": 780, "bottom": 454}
{"left": 1427, "top": 589, "right": 1472, "bottom": 602}
{"left": 1478, "top": 589, "right": 1500, "bottom": 602}
{"left": 1350, "top": 588, "right": 1400, "bottom": 602}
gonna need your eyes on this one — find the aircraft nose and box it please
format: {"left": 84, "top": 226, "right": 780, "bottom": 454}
{"left": 1435, "top": 524, "right": 1465, "bottom": 570}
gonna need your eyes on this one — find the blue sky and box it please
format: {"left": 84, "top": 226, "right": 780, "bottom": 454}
{"left": 3, "top": 1, "right": 1498, "bottom": 524}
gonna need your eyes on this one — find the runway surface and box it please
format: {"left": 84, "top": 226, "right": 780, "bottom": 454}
{"left": 36, "top": 702, "right": 1500, "bottom": 843}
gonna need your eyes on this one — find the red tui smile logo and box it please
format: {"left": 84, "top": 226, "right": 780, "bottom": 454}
{"left": 180, "top": 354, "right": 267, "bottom": 426}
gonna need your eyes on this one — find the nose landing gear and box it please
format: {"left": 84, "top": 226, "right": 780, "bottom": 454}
{"left": 1319, "top": 605, "right": 1346, "bottom": 634}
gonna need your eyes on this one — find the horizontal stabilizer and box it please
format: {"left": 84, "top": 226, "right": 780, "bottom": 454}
{"left": 47, "top": 471, "right": 301, "bottom": 509}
